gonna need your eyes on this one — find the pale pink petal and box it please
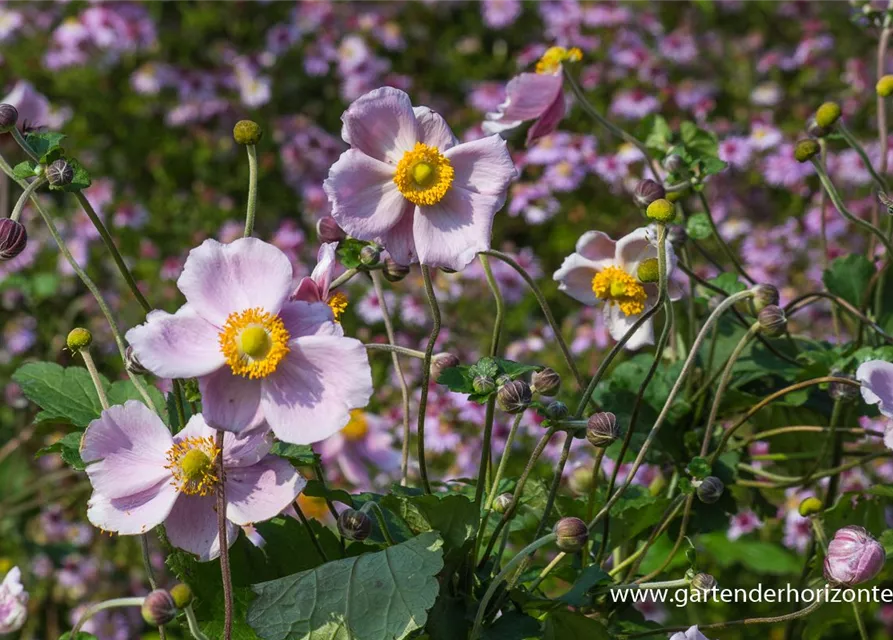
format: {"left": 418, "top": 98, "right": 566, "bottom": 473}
{"left": 173, "top": 412, "right": 216, "bottom": 441}
{"left": 199, "top": 368, "right": 264, "bottom": 433}
{"left": 178, "top": 238, "right": 294, "bottom": 326}
{"left": 615, "top": 227, "right": 653, "bottom": 269}
{"left": 291, "top": 278, "right": 324, "bottom": 304}
{"left": 575, "top": 231, "right": 617, "bottom": 262}
{"left": 223, "top": 425, "right": 275, "bottom": 468}
{"left": 81, "top": 400, "right": 173, "bottom": 463}
{"left": 857, "top": 360, "right": 893, "bottom": 418}
{"left": 225, "top": 456, "right": 306, "bottom": 525}
{"left": 340, "top": 86, "right": 419, "bottom": 163}
{"left": 380, "top": 208, "right": 417, "bottom": 266}
{"left": 324, "top": 150, "right": 409, "bottom": 240}
{"left": 445, "top": 136, "right": 516, "bottom": 196}
{"left": 553, "top": 253, "right": 600, "bottom": 306}
{"left": 605, "top": 305, "right": 654, "bottom": 350}
{"left": 483, "top": 73, "right": 563, "bottom": 131}
{"left": 414, "top": 189, "right": 500, "bottom": 271}
{"left": 526, "top": 90, "right": 566, "bottom": 145}
{"left": 884, "top": 423, "right": 893, "bottom": 451}
{"left": 260, "top": 336, "right": 373, "bottom": 444}
{"left": 125, "top": 305, "right": 223, "bottom": 379}
{"left": 413, "top": 106, "right": 458, "bottom": 150}
{"left": 279, "top": 301, "right": 340, "bottom": 338}
{"left": 87, "top": 480, "right": 179, "bottom": 535}
{"left": 164, "top": 493, "right": 237, "bottom": 562}
{"left": 310, "top": 243, "right": 338, "bottom": 300}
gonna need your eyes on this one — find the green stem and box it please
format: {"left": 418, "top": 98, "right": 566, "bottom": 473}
{"left": 215, "top": 431, "right": 233, "bottom": 640}
{"left": 364, "top": 343, "right": 426, "bottom": 359}
{"left": 9, "top": 176, "right": 44, "bottom": 221}
{"left": 416, "top": 265, "right": 440, "bottom": 494}
{"left": 294, "top": 501, "right": 328, "bottom": 561}
{"left": 10, "top": 127, "right": 38, "bottom": 163}
{"left": 484, "top": 413, "right": 523, "bottom": 512}
{"left": 330, "top": 267, "right": 359, "bottom": 290}
{"left": 363, "top": 501, "right": 397, "bottom": 546}
{"left": 243, "top": 144, "right": 258, "bottom": 237}
{"left": 79, "top": 349, "right": 110, "bottom": 411}
{"left": 698, "top": 191, "right": 755, "bottom": 284}
{"left": 839, "top": 122, "right": 888, "bottom": 192}
{"left": 70, "top": 597, "right": 146, "bottom": 635}
{"left": 184, "top": 604, "right": 212, "bottom": 640}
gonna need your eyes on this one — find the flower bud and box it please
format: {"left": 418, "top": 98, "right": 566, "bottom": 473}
{"left": 794, "top": 139, "right": 820, "bottom": 163}
{"left": 337, "top": 508, "right": 372, "bottom": 541}
{"left": 568, "top": 466, "right": 594, "bottom": 495}
{"left": 815, "top": 102, "right": 842, "bottom": 129}
{"left": 798, "top": 497, "right": 824, "bottom": 518}
{"left": 497, "top": 380, "right": 532, "bottom": 413}
{"left": 637, "top": 258, "right": 660, "bottom": 283}
{"left": 169, "top": 583, "right": 193, "bottom": 609}
{"left": 554, "top": 517, "right": 588, "bottom": 552}
{"left": 473, "top": 376, "right": 496, "bottom": 395}
{"left": 359, "top": 245, "right": 381, "bottom": 266}
{"left": 662, "top": 152, "right": 684, "bottom": 173}
{"left": 806, "top": 117, "right": 830, "bottom": 139}
{"left": 431, "top": 352, "right": 460, "bottom": 380}
{"left": 690, "top": 572, "right": 717, "bottom": 594}
{"left": 829, "top": 371, "right": 859, "bottom": 402}
{"left": 751, "top": 284, "right": 779, "bottom": 312}
{"left": 878, "top": 74, "right": 893, "bottom": 98}
{"left": 66, "top": 328, "right": 93, "bottom": 352}
{"left": 383, "top": 257, "right": 411, "bottom": 282}
{"left": 125, "top": 345, "right": 148, "bottom": 375}
{"left": 495, "top": 374, "right": 512, "bottom": 388}
{"left": 141, "top": 589, "right": 177, "bottom": 626}
{"left": 586, "top": 411, "right": 619, "bottom": 448}
{"left": 633, "top": 179, "right": 666, "bottom": 208}
{"left": 696, "top": 476, "right": 724, "bottom": 504}
{"left": 823, "top": 526, "right": 886, "bottom": 586}
{"left": 46, "top": 159, "right": 73, "bottom": 187}
{"left": 758, "top": 305, "right": 787, "bottom": 337}
{"left": 0, "top": 218, "right": 27, "bottom": 261}
{"left": 531, "top": 368, "right": 561, "bottom": 395}
{"left": 0, "top": 104, "right": 18, "bottom": 133}
{"left": 233, "top": 119, "right": 263, "bottom": 145}
{"left": 493, "top": 493, "right": 513, "bottom": 514}
{"left": 646, "top": 198, "right": 676, "bottom": 223}
{"left": 316, "top": 216, "right": 346, "bottom": 244}
{"left": 545, "top": 400, "right": 569, "bottom": 420}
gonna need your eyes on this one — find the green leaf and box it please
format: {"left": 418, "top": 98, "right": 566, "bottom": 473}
{"left": 436, "top": 366, "right": 471, "bottom": 392}
{"left": 59, "top": 634, "right": 99, "bottom": 640}
{"left": 469, "top": 356, "right": 500, "bottom": 379}
{"left": 558, "top": 565, "right": 610, "bottom": 607}
{"left": 708, "top": 272, "right": 746, "bottom": 296}
{"left": 823, "top": 254, "right": 876, "bottom": 308}
{"left": 495, "top": 358, "right": 539, "bottom": 379}
{"left": 107, "top": 378, "right": 167, "bottom": 422}
{"left": 12, "top": 161, "right": 35, "bottom": 179}
{"left": 680, "top": 121, "right": 719, "bottom": 157}
{"left": 381, "top": 493, "right": 478, "bottom": 555}
{"left": 700, "top": 532, "right": 802, "bottom": 575}
{"left": 482, "top": 611, "right": 540, "bottom": 640}
{"left": 687, "top": 456, "right": 711, "bottom": 479}
{"left": 248, "top": 532, "right": 444, "bottom": 640}
{"left": 24, "top": 131, "right": 66, "bottom": 164}
{"left": 271, "top": 442, "right": 319, "bottom": 467}
{"left": 543, "top": 610, "right": 610, "bottom": 639}
{"left": 643, "top": 115, "right": 672, "bottom": 152}
{"left": 685, "top": 212, "right": 713, "bottom": 240}
{"left": 336, "top": 238, "right": 369, "bottom": 270}
{"left": 13, "top": 362, "right": 106, "bottom": 427}
{"left": 35, "top": 431, "right": 85, "bottom": 470}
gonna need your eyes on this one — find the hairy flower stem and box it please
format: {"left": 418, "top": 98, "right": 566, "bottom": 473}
{"left": 79, "top": 348, "right": 110, "bottom": 411}
{"left": 370, "top": 271, "right": 412, "bottom": 485}
{"left": 9, "top": 175, "right": 44, "bottom": 221}
{"left": 838, "top": 123, "right": 889, "bottom": 192}
{"left": 786, "top": 291, "right": 893, "bottom": 343}
{"left": 697, "top": 191, "right": 755, "bottom": 284}
{"left": 215, "top": 430, "right": 233, "bottom": 640}
{"left": 481, "top": 250, "right": 583, "bottom": 390}
{"left": 484, "top": 413, "right": 523, "bottom": 513}
{"left": 816, "top": 141, "right": 843, "bottom": 343}
{"left": 70, "top": 597, "right": 146, "bottom": 635}
{"left": 416, "top": 265, "right": 440, "bottom": 494}
{"left": 329, "top": 267, "right": 359, "bottom": 290}
{"left": 738, "top": 453, "right": 888, "bottom": 489}
{"left": 243, "top": 144, "right": 258, "bottom": 237}
{"left": 364, "top": 343, "right": 426, "bottom": 359}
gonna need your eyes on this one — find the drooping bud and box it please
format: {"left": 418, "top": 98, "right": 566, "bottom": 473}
{"left": 751, "top": 284, "right": 779, "bottom": 312}
{"left": 337, "top": 508, "right": 372, "bottom": 542}
{"left": 645, "top": 198, "right": 676, "bottom": 223}
{"left": 794, "top": 139, "right": 820, "bottom": 163}
{"left": 633, "top": 179, "right": 666, "bottom": 208}
{"left": 316, "top": 216, "right": 346, "bottom": 244}
{"left": 662, "top": 152, "right": 684, "bottom": 174}
{"left": 431, "top": 352, "right": 460, "bottom": 381}
{"left": 829, "top": 371, "right": 859, "bottom": 402}
{"left": 696, "top": 476, "right": 724, "bottom": 504}
{"left": 637, "top": 258, "right": 660, "bottom": 283}
{"left": 878, "top": 75, "right": 893, "bottom": 98}
{"left": 545, "top": 400, "right": 569, "bottom": 420}
{"left": 798, "top": 497, "right": 824, "bottom": 518}
{"left": 806, "top": 117, "right": 830, "bottom": 139}
{"left": 531, "top": 368, "right": 561, "bottom": 395}
{"left": 554, "top": 517, "right": 589, "bottom": 552}
{"left": 493, "top": 493, "right": 513, "bottom": 514}
{"left": 690, "top": 572, "right": 717, "bottom": 594}
{"left": 125, "top": 345, "right": 148, "bottom": 375}
{"left": 233, "top": 119, "right": 263, "bottom": 145}
{"left": 0, "top": 219, "right": 27, "bottom": 261}
{"left": 359, "top": 245, "right": 381, "bottom": 266}
{"left": 66, "top": 328, "right": 93, "bottom": 352}
{"left": 0, "top": 104, "right": 18, "bottom": 133}
{"left": 46, "top": 159, "right": 73, "bottom": 187}
{"left": 169, "top": 583, "right": 193, "bottom": 609}
{"left": 586, "top": 411, "right": 619, "bottom": 448}
{"left": 383, "top": 257, "right": 411, "bottom": 283}
{"left": 473, "top": 376, "right": 496, "bottom": 395}
{"left": 758, "top": 305, "right": 787, "bottom": 337}
{"left": 497, "top": 380, "right": 532, "bottom": 414}
{"left": 823, "top": 526, "right": 886, "bottom": 586}
{"left": 141, "top": 589, "right": 177, "bottom": 626}
{"left": 814, "top": 102, "right": 842, "bottom": 129}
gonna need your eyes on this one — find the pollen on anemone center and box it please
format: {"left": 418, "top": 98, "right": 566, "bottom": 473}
{"left": 393, "top": 142, "right": 454, "bottom": 206}
{"left": 591, "top": 266, "right": 648, "bottom": 316}
{"left": 219, "top": 307, "right": 290, "bottom": 379}
{"left": 165, "top": 436, "right": 220, "bottom": 496}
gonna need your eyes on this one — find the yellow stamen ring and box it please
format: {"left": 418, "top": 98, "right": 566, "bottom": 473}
{"left": 393, "top": 142, "right": 454, "bottom": 206}
{"left": 219, "top": 307, "right": 290, "bottom": 379}
{"left": 341, "top": 410, "right": 369, "bottom": 441}
{"left": 592, "top": 266, "right": 648, "bottom": 316}
{"left": 327, "top": 291, "right": 349, "bottom": 322}
{"left": 166, "top": 436, "right": 220, "bottom": 496}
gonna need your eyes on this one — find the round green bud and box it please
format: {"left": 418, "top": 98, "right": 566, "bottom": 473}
{"left": 141, "top": 589, "right": 177, "bottom": 626}
{"left": 751, "top": 284, "right": 780, "bottom": 313}
{"left": 66, "top": 328, "right": 93, "bottom": 352}
{"left": 233, "top": 119, "right": 263, "bottom": 145}
{"left": 169, "top": 583, "right": 193, "bottom": 609}
{"left": 645, "top": 198, "right": 676, "bottom": 223}
{"left": 493, "top": 493, "right": 513, "bottom": 514}
{"left": 637, "top": 258, "right": 660, "bottom": 283}
{"left": 798, "top": 497, "right": 824, "bottom": 518}
{"left": 690, "top": 572, "right": 717, "bottom": 594}
{"left": 878, "top": 75, "right": 893, "bottom": 98}
{"left": 554, "top": 517, "right": 589, "bottom": 552}
{"left": 696, "top": 476, "right": 724, "bottom": 504}
{"left": 814, "top": 102, "right": 841, "bottom": 129}
{"left": 794, "top": 139, "right": 820, "bottom": 163}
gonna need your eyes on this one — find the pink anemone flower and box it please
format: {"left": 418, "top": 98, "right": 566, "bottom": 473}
{"left": 324, "top": 86, "right": 516, "bottom": 271}
{"left": 553, "top": 227, "right": 677, "bottom": 350}
{"left": 126, "top": 237, "right": 373, "bottom": 442}
{"left": 82, "top": 401, "right": 305, "bottom": 561}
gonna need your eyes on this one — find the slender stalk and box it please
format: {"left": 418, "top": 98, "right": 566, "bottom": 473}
{"left": 215, "top": 430, "right": 233, "bottom": 640}
{"left": 737, "top": 452, "right": 887, "bottom": 489}
{"left": 79, "top": 349, "right": 110, "bottom": 411}
{"left": 799, "top": 400, "right": 843, "bottom": 486}
{"left": 370, "top": 271, "right": 412, "bottom": 485}
{"left": 10, "top": 127, "right": 38, "bottom": 163}
{"left": 311, "top": 462, "right": 343, "bottom": 545}
{"left": 839, "top": 122, "right": 888, "bottom": 191}
{"left": 243, "top": 144, "right": 258, "bottom": 237}
{"left": 619, "top": 495, "right": 686, "bottom": 580}
{"left": 817, "top": 140, "right": 842, "bottom": 342}
{"left": 786, "top": 291, "right": 893, "bottom": 343}
{"left": 330, "top": 267, "right": 359, "bottom": 290}
{"left": 293, "top": 502, "right": 329, "bottom": 561}
{"left": 364, "top": 343, "right": 426, "bottom": 359}
{"left": 9, "top": 176, "right": 44, "bottom": 221}
{"left": 140, "top": 535, "right": 157, "bottom": 589}
{"left": 184, "top": 604, "right": 212, "bottom": 640}
{"left": 852, "top": 602, "right": 870, "bottom": 640}
{"left": 697, "top": 191, "right": 755, "bottom": 284}
{"left": 635, "top": 495, "right": 694, "bottom": 583}
{"left": 608, "top": 577, "right": 689, "bottom": 592}
{"left": 70, "top": 597, "right": 146, "bottom": 635}
{"left": 365, "top": 501, "right": 396, "bottom": 546}
{"left": 416, "top": 265, "right": 440, "bottom": 494}
{"left": 529, "top": 552, "right": 566, "bottom": 592}
{"left": 484, "top": 413, "right": 523, "bottom": 512}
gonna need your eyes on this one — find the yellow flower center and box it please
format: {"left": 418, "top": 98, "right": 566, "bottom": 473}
{"left": 327, "top": 291, "right": 349, "bottom": 322}
{"left": 219, "top": 308, "right": 290, "bottom": 379}
{"left": 298, "top": 494, "right": 329, "bottom": 520}
{"left": 592, "top": 266, "right": 648, "bottom": 316}
{"left": 166, "top": 436, "right": 220, "bottom": 496}
{"left": 536, "top": 46, "right": 583, "bottom": 74}
{"left": 341, "top": 410, "right": 369, "bottom": 440}
{"left": 393, "top": 142, "right": 454, "bottom": 206}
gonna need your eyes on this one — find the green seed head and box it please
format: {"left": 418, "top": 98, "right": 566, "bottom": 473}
{"left": 637, "top": 258, "right": 660, "bottom": 283}
{"left": 814, "top": 102, "right": 841, "bottom": 129}
{"left": 645, "top": 198, "right": 676, "bottom": 223}
{"left": 233, "top": 119, "right": 263, "bottom": 145}
{"left": 878, "top": 75, "right": 893, "bottom": 98}
{"left": 169, "top": 583, "right": 194, "bottom": 609}
{"left": 794, "top": 139, "right": 820, "bottom": 163}
{"left": 798, "top": 497, "right": 824, "bottom": 518}
{"left": 66, "top": 328, "right": 93, "bottom": 352}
